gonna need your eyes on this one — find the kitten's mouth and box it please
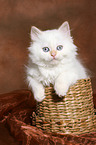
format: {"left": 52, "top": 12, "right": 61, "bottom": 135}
{"left": 51, "top": 55, "right": 57, "bottom": 60}
{"left": 52, "top": 57, "right": 56, "bottom": 60}
{"left": 51, "top": 57, "right": 56, "bottom": 61}
{"left": 50, "top": 57, "right": 59, "bottom": 63}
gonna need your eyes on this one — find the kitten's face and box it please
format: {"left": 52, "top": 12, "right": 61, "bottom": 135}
{"left": 29, "top": 21, "right": 77, "bottom": 66}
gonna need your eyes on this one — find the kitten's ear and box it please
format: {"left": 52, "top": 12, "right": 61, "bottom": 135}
{"left": 31, "top": 26, "right": 42, "bottom": 41}
{"left": 58, "top": 21, "right": 71, "bottom": 36}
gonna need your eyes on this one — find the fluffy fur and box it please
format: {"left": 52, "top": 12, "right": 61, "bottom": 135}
{"left": 26, "top": 21, "right": 88, "bottom": 102}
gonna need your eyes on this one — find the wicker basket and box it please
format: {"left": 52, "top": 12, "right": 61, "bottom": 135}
{"left": 32, "top": 78, "right": 96, "bottom": 135}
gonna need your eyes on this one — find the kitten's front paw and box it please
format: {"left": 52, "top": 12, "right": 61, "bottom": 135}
{"left": 54, "top": 82, "right": 69, "bottom": 97}
{"left": 34, "top": 89, "right": 45, "bottom": 102}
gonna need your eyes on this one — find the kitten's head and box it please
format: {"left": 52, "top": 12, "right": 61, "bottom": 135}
{"left": 28, "top": 21, "right": 77, "bottom": 66}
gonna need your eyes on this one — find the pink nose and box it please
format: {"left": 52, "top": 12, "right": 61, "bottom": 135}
{"left": 51, "top": 51, "right": 56, "bottom": 58}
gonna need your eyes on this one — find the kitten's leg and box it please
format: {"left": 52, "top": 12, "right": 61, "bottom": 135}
{"left": 54, "top": 72, "right": 77, "bottom": 97}
{"left": 27, "top": 76, "right": 45, "bottom": 102}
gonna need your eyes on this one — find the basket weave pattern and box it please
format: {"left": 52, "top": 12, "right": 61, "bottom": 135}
{"left": 34, "top": 78, "right": 96, "bottom": 134}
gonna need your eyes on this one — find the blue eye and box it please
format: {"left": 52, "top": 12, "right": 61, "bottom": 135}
{"left": 42, "top": 47, "right": 50, "bottom": 52}
{"left": 56, "top": 45, "right": 63, "bottom": 51}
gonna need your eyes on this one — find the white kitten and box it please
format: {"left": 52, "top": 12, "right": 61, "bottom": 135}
{"left": 26, "top": 21, "right": 88, "bottom": 102}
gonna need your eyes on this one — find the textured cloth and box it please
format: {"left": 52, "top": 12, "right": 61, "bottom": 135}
{"left": 0, "top": 90, "right": 96, "bottom": 145}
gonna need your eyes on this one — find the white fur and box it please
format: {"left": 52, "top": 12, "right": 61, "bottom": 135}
{"left": 26, "top": 21, "right": 88, "bottom": 102}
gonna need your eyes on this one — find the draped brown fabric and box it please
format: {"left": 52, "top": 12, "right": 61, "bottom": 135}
{"left": 0, "top": 90, "right": 96, "bottom": 145}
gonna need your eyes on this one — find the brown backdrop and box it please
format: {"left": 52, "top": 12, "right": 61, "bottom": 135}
{"left": 0, "top": 0, "right": 96, "bottom": 94}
